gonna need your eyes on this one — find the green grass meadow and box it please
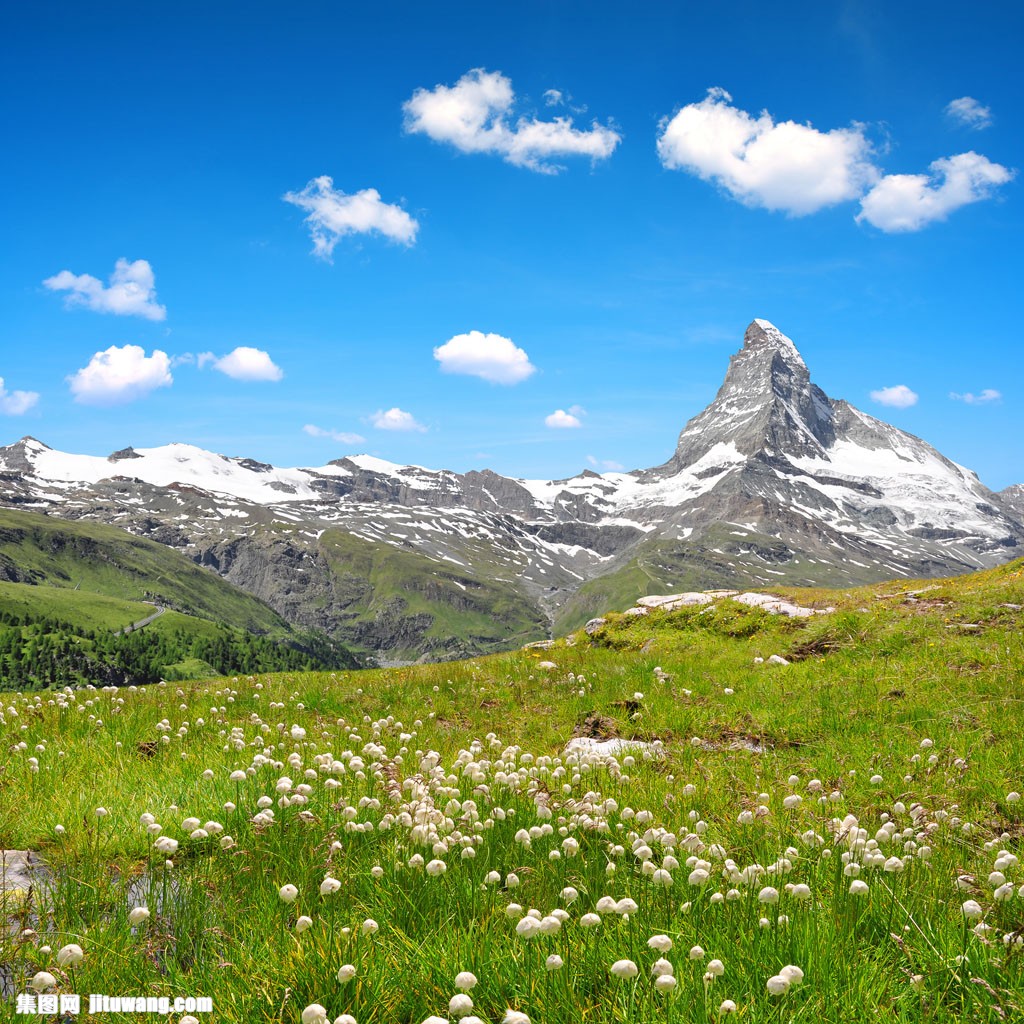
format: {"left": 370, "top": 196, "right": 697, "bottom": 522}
{"left": 1, "top": 559, "right": 1023, "bottom": 1022}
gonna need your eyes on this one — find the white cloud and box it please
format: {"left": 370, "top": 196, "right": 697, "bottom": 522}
{"left": 43, "top": 258, "right": 166, "bottom": 321}
{"left": 657, "top": 88, "right": 877, "bottom": 215}
{"left": 545, "top": 408, "right": 583, "bottom": 429}
{"left": 203, "top": 346, "right": 283, "bottom": 382}
{"left": 946, "top": 96, "right": 992, "bottom": 130}
{"left": 303, "top": 424, "right": 366, "bottom": 444}
{"left": 370, "top": 407, "right": 427, "bottom": 432}
{"left": 857, "top": 152, "right": 1014, "bottom": 232}
{"left": 869, "top": 384, "right": 918, "bottom": 408}
{"left": 403, "top": 68, "right": 620, "bottom": 174}
{"left": 543, "top": 89, "right": 564, "bottom": 107}
{"left": 950, "top": 389, "right": 1001, "bottom": 405}
{"left": 68, "top": 344, "right": 172, "bottom": 405}
{"left": 586, "top": 454, "right": 623, "bottom": 471}
{"left": 433, "top": 330, "right": 536, "bottom": 384}
{"left": 283, "top": 176, "right": 419, "bottom": 259}
{"left": 0, "top": 378, "right": 39, "bottom": 416}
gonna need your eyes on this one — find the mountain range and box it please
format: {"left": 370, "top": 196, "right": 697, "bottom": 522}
{"left": 2, "top": 319, "right": 1021, "bottom": 663}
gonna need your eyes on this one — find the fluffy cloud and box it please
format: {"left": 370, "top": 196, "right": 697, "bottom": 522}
{"left": 946, "top": 96, "right": 992, "bottom": 130}
{"left": 857, "top": 152, "right": 1014, "bottom": 232}
{"left": 303, "top": 423, "right": 366, "bottom": 444}
{"left": 433, "top": 331, "right": 536, "bottom": 384}
{"left": 586, "top": 454, "right": 624, "bottom": 471}
{"left": 950, "top": 389, "right": 1001, "bottom": 404}
{"left": 870, "top": 384, "right": 918, "bottom": 408}
{"left": 403, "top": 68, "right": 620, "bottom": 173}
{"left": 657, "top": 88, "right": 877, "bottom": 215}
{"left": 43, "top": 258, "right": 166, "bottom": 321}
{"left": 0, "top": 378, "right": 39, "bottom": 415}
{"left": 370, "top": 407, "right": 427, "bottom": 432}
{"left": 283, "top": 176, "right": 419, "bottom": 259}
{"left": 201, "top": 346, "right": 283, "bottom": 381}
{"left": 545, "top": 405, "right": 585, "bottom": 429}
{"left": 68, "top": 344, "right": 172, "bottom": 405}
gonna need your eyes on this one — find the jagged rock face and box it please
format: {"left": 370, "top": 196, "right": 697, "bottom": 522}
{"left": 1001, "top": 484, "right": 1024, "bottom": 520}
{"left": 1, "top": 321, "right": 1022, "bottom": 658}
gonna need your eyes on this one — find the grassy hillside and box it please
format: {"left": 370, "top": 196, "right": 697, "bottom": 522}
{"left": 553, "top": 524, "right": 926, "bottom": 634}
{"left": 0, "top": 506, "right": 290, "bottom": 635}
{"left": 0, "top": 578, "right": 154, "bottom": 631}
{"left": 1, "top": 560, "right": 1023, "bottom": 1022}
{"left": 317, "top": 528, "right": 548, "bottom": 660}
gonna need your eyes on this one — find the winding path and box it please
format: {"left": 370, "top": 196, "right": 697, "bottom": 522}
{"left": 115, "top": 603, "right": 165, "bottom": 635}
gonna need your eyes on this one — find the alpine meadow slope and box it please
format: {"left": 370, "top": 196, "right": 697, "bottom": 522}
{"left": 1, "top": 320, "right": 1021, "bottom": 662}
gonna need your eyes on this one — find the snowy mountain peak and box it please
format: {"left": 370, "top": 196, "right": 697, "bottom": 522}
{"left": 745, "top": 318, "right": 804, "bottom": 363}
{"left": 664, "top": 319, "right": 830, "bottom": 467}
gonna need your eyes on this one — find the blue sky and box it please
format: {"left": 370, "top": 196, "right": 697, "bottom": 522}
{"left": 1, "top": 1, "right": 1021, "bottom": 488}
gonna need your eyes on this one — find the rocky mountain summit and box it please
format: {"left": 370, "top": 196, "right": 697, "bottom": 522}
{"left": 2, "top": 319, "right": 1021, "bottom": 661}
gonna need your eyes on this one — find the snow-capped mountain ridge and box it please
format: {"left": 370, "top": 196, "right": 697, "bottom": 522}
{"left": 2, "top": 319, "right": 1021, "bottom": 659}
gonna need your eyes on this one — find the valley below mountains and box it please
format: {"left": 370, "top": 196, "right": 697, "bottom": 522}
{"left": 2, "top": 319, "right": 1021, "bottom": 664}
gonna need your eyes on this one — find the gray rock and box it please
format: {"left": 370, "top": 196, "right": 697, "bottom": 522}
{"left": 767, "top": 654, "right": 790, "bottom": 666}
{"left": 584, "top": 617, "right": 607, "bottom": 635}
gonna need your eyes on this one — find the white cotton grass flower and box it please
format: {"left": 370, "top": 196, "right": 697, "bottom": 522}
{"left": 962, "top": 900, "right": 984, "bottom": 920}
{"left": 780, "top": 965, "right": 804, "bottom": 986}
{"left": 128, "top": 906, "right": 150, "bottom": 925}
{"left": 455, "top": 972, "right": 478, "bottom": 991}
{"left": 420, "top": 1018, "right": 448, "bottom": 1024}
{"left": 849, "top": 879, "right": 870, "bottom": 896}
{"left": 301, "top": 1006, "right": 328, "bottom": 1024}
{"left": 719, "top": 999, "right": 738, "bottom": 1014}
{"left": 30, "top": 972, "right": 57, "bottom": 992}
{"left": 546, "top": 954, "right": 564, "bottom": 971}
{"left": 580, "top": 913, "right": 601, "bottom": 928}
{"left": 610, "top": 959, "right": 639, "bottom": 979}
{"left": 647, "top": 934, "right": 673, "bottom": 952}
{"left": 707, "top": 959, "right": 725, "bottom": 976}
{"left": 689, "top": 945, "right": 705, "bottom": 960}
{"left": 502, "top": 1012, "right": 531, "bottom": 1024}
{"left": 766, "top": 975, "right": 790, "bottom": 995}
{"left": 56, "top": 943, "right": 84, "bottom": 967}
{"left": 651, "top": 957, "right": 674, "bottom": 977}
{"left": 320, "top": 876, "right": 341, "bottom": 895}
{"left": 279, "top": 884, "right": 298, "bottom": 903}
{"left": 560, "top": 886, "right": 579, "bottom": 903}
{"left": 337, "top": 964, "right": 356, "bottom": 983}
{"left": 295, "top": 916, "right": 313, "bottom": 933}
{"left": 449, "top": 993, "right": 474, "bottom": 1017}
{"left": 654, "top": 975, "right": 677, "bottom": 992}
{"left": 361, "top": 918, "right": 379, "bottom": 935}
{"left": 758, "top": 887, "right": 779, "bottom": 905}
{"left": 333, "top": 1016, "right": 357, "bottom": 1024}
{"left": 426, "top": 859, "right": 447, "bottom": 877}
